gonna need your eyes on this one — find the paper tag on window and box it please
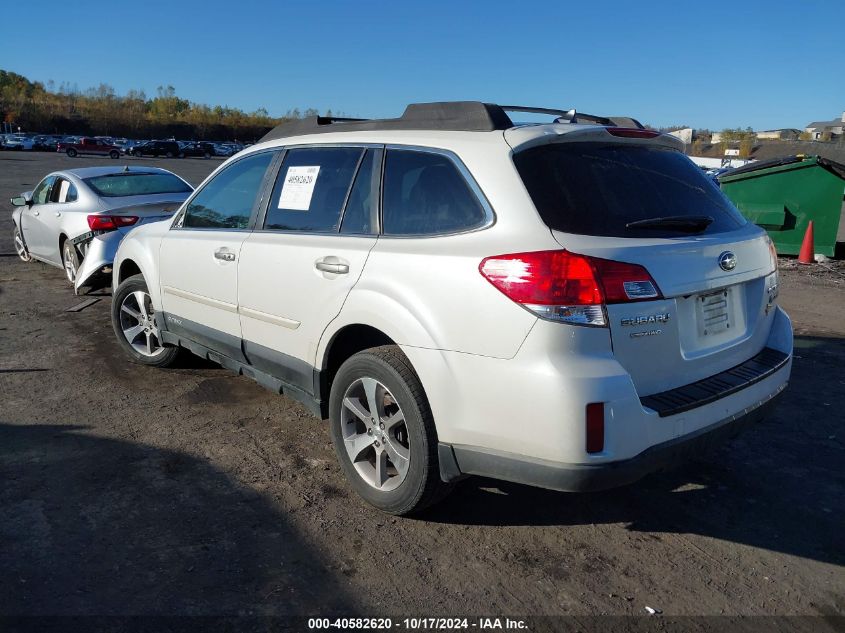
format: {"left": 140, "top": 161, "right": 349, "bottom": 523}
{"left": 58, "top": 180, "right": 70, "bottom": 203}
{"left": 278, "top": 166, "right": 320, "bottom": 211}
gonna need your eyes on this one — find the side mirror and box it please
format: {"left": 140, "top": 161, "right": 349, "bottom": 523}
{"left": 10, "top": 195, "right": 29, "bottom": 207}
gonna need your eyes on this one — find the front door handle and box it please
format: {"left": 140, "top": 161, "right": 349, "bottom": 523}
{"left": 55, "top": 211, "right": 61, "bottom": 217}
{"left": 315, "top": 256, "right": 349, "bottom": 274}
{"left": 214, "top": 248, "right": 236, "bottom": 262}
{"left": 32, "top": 209, "right": 40, "bottom": 216}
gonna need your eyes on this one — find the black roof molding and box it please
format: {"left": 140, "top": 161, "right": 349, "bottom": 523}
{"left": 259, "top": 101, "right": 642, "bottom": 143}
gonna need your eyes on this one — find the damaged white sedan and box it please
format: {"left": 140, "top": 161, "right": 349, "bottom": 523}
{"left": 10, "top": 166, "right": 193, "bottom": 293}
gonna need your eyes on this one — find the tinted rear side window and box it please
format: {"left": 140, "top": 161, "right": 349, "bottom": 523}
{"left": 265, "top": 147, "right": 363, "bottom": 232}
{"left": 382, "top": 150, "right": 486, "bottom": 236}
{"left": 513, "top": 143, "right": 746, "bottom": 238}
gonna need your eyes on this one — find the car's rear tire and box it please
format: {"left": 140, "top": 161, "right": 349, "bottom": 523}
{"left": 109, "top": 150, "right": 120, "bottom": 159}
{"left": 329, "top": 345, "right": 451, "bottom": 515}
{"left": 165, "top": 151, "right": 174, "bottom": 158}
{"left": 62, "top": 240, "right": 80, "bottom": 284}
{"left": 203, "top": 151, "right": 211, "bottom": 159}
{"left": 13, "top": 225, "right": 31, "bottom": 262}
{"left": 111, "top": 274, "right": 179, "bottom": 367}
{"left": 66, "top": 148, "right": 77, "bottom": 157}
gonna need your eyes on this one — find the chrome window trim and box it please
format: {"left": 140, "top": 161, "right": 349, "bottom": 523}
{"left": 379, "top": 144, "right": 496, "bottom": 239}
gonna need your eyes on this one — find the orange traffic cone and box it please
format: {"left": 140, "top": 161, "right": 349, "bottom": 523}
{"left": 798, "top": 220, "right": 815, "bottom": 264}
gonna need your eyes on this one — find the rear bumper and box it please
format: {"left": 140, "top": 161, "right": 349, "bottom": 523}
{"left": 442, "top": 387, "right": 784, "bottom": 492}
{"left": 74, "top": 231, "right": 122, "bottom": 293}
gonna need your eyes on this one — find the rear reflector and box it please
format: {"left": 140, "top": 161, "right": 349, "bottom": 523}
{"left": 586, "top": 403, "right": 605, "bottom": 453}
{"left": 87, "top": 214, "right": 139, "bottom": 231}
{"left": 479, "top": 250, "right": 662, "bottom": 326}
{"left": 606, "top": 128, "right": 662, "bottom": 139}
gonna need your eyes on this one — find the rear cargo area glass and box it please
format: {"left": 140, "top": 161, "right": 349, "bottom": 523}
{"left": 514, "top": 143, "right": 746, "bottom": 238}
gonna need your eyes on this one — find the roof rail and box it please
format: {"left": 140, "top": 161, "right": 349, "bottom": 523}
{"left": 259, "top": 101, "right": 642, "bottom": 142}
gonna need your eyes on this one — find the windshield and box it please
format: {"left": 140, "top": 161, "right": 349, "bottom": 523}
{"left": 513, "top": 143, "right": 746, "bottom": 238}
{"left": 84, "top": 173, "right": 192, "bottom": 198}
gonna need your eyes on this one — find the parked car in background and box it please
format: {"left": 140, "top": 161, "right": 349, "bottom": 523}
{"left": 178, "top": 141, "right": 215, "bottom": 158}
{"left": 109, "top": 101, "right": 792, "bottom": 514}
{"left": 128, "top": 140, "right": 182, "bottom": 158}
{"left": 10, "top": 166, "right": 193, "bottom": 292}
{"left": 57, "top": 137, "right": 122, "bottom": 158}
{"left": 4, "top": 135, "right": 35, "bottom": 150}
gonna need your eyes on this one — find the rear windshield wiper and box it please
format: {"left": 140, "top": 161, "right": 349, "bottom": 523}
{"left": 626, "top": 215, "right": 714, "bottom": 233}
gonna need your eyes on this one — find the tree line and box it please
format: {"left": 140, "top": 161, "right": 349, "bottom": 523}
{"left": 0, "top": 69, "right": 330, "bottom": 141}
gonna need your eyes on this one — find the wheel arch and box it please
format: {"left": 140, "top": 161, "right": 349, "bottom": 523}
{"left": 117, "top": 258, "right": 142, "bottom": 285}
{"left": 318, "top": 324, "right": 398, "bottom": 406}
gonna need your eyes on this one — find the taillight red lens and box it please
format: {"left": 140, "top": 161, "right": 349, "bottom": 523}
{"left": 87, "top": 215, "right": 139, "bottom": 230}
{"left": 479, "top": 250, "right": 662, "bottom": 326}
{"left": 479, "top": 250, "right": 603, "bottom": 306}
{"left": 606, "top": 128, "right": 661, "bottom": 139}
{"left": 586, "top": 403, "right": 605, "bottom": 453}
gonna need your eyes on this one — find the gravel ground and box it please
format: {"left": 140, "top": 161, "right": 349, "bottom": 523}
{"left": 0, "top": 153, "right": 843, "bottom": 621}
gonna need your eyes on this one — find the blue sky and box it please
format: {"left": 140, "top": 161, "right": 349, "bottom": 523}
{"left": 3, "top": 0, "right": 843, "bottom": 130}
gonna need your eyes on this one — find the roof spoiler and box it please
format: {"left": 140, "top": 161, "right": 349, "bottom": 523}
{"left": 259, "top": 101, "right": 644, "bottom": 143}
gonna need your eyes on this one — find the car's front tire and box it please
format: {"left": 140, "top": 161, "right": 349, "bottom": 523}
{"left": 109, "top": 150, "right": 120, "bottom": 159}
{"left": 13, "top": 225, "right": 31, "bottom": 262}
{"left": 111, "top": 274, "right": 179, "bottom": 367}
{"left": 329, "top": 346, "right": 451, "bottom": 515}
{"left": 66, "top": 148, "right": 77, "bottom": 157}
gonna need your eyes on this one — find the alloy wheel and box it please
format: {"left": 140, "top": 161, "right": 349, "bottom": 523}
{"left": 119, "top": 290, "right": 165, "bottom": 357}
{"left": 340, "top": 377, "right": 411, "bottom": 491}
{"left": 14, "top": 229, "right": 30, "bottom": 262}
{"left": 63, "top": 245, "right": 77, "bottom": 282}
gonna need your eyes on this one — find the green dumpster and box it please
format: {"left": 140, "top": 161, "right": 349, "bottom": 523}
{"left": 718, "top": 155, "right": 845, "bottom": 257}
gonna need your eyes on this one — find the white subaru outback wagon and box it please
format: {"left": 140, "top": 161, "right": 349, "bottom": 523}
{"left": 110, "top": 102, "right": 792, "bottom": 515}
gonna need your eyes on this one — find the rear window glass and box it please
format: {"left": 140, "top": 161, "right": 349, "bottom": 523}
{"left": 84, "top": 173, "right": 192, "bottom": 198}
{"left": 513, "top": 143, "right": 746, "bottom": 238}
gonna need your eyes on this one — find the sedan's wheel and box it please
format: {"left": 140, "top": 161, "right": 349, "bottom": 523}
{"left": 62, "top": 241, "right": 80, "bottom": 284}
{"left": 165, "top": 151, "right": 174, "bottom": 158}
{"left": 109, "top": 150, "right": 120, "bottom": 159}
{"left": 330, "top": 346, "right": 451, "bottom": 515}
{"left": 111, "top": 274, "right": 179, "bottom": 367}
{"left": 13, "top": 225, "right": 31, "bottom": 262}
{"left": 66, "top": 148, "right": 77, "bottom": 157}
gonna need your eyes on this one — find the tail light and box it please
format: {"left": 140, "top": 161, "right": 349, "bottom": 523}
{"left": 87, "top": 215, "right": 139, "bottom": 231}
{"left": 765, "top": 235, "right": 778, "bottom": 273}
{"left": 479, "top": 250, "right": 662, "bottom": 327}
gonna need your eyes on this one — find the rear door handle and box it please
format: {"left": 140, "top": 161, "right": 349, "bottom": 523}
{"left": 214, "top": 248, "right": 236, "bottom": 262}
{"left": 315, "top": 256, "right": 349, "bottom": 274}
{"left": 55, "top": 212, "right": 61, "bottom": 217}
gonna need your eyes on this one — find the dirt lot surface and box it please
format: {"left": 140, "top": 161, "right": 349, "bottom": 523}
{"left": 0, "top": 153, "right": 843, "bottom": 621}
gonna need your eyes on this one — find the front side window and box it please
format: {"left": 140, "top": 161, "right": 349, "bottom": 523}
{"left": 32, "top": 175, "right": 57, "bottom": 205}
{"left": 182, "top": 152, "right": 274, "bottom": 229}
{"left": 264, "top": 147, "right": 363, "bottom": 232}
{"left": 382, "top": 150, "right": 486, "bottom": 236}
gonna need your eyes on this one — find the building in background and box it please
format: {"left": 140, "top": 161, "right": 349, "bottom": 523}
{"left": 804, "top": 113, "right": 844, "bottom": 140}
{"left": 755, "top": 129, "right": 801, "bottom": 141}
